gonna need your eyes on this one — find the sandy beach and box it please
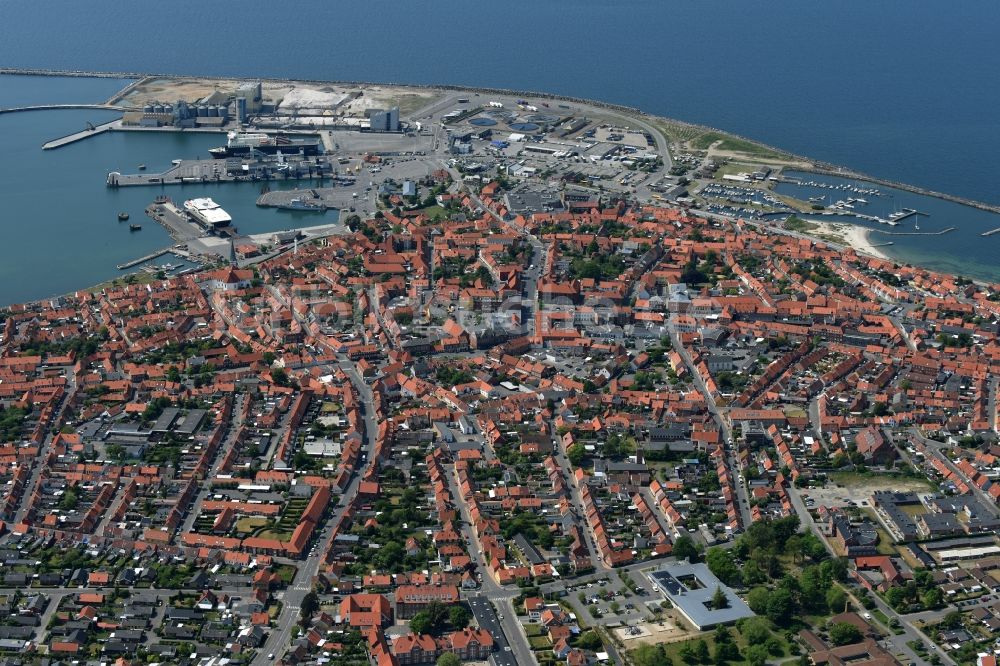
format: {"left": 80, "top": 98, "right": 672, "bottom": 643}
{"left": 802, "top": 219, "right": 889, "bottom": 260}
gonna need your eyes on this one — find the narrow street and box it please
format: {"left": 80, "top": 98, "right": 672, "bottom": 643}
{"left": 443, "top": 462, "right": 536, "bottom": 666}
{"left": 666, "top": 320, "right": 753, "bottom": 527}
{"left": 251, "top": 359, "right": 380, "bottom": 666}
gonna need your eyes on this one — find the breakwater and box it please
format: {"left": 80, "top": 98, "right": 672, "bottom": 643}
{"left": 5, "top": 67, "right": 999, "bottom": 219}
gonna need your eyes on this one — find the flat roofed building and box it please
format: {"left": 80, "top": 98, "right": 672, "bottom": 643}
{"left": 649, "top": 562, "right": 754, "bottom": 630}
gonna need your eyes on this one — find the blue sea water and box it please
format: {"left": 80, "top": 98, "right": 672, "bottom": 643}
{"left": 1, "top": 0, "right": 999, "bottom": 300}
{"left": 3, "top": 1, "right": 999, "bottom": 204}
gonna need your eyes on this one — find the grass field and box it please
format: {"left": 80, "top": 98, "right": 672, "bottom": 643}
{"left": 785, "top": 216, "right": 820, "bottom": 233}
{"left": 234, "top": 516, "right": 269, "bottom": 534}
{"left": 688, "top": 131, "right": 792, "bottom": 160}
{"left": 419, "top": 204, "right": 446, "bottom": 219}
{"left": 829, "top": 471, "right": 934, "bottom": 493}
{"left": 257, "top": 529, "right": 293, "bottom": 542}
{"left": 529, "top": 636, "right": 552, "bottom": 650}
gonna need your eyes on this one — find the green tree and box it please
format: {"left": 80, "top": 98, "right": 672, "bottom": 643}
{"left": 826, "top": 586, "right": 847, "bottom": 613}
{"left": 271, "top": 368, "right": 289, "bottom": 386}
{"left": 567, "top": 443, "right": 586, "bottom": 467}
{"left": 409, "top": 611, "right": 433, "bottom": 635}
{"left": 299, "top": 591, "right": 319, "bottom": 626}
{"left": 939, "top": 611, "right": 963, "bottom": 630}
{"left": 706, "top": 548, "right": 741, "bottom": 587}
{"left": 449, "top": 605, "right": 471, "bottom": 630}
{"left": 694, "top": 639, "right": 710, "bottom": 663}
{"left": 673, "top": 535, "right": 699, "bottom": 563}
{"left": 828, "top": 622, "right": 863, "bottom": 646}
{"left": 746, "top": 644, "right": 769, "bottom": 666}
{"left": 437, "top": 654, "right": 461, "bottom": 666}
{"left": 799, "top": 565, "right": 828, "bottom": 614}
{"left": 633, "top": 645, "right": 671, "bottom": 666}
{"left": 765, "top": 588, "right": 795, "bottom": 627}
{"left": 739, "top": 616, "right": 772, "bottom": 644}
{"left": 746, "top": 587, "right": 771, "bottom": 615}
{"left": 711, "top": 586, "right": 729, "bottom": 610}
{"left": 920, "top": 587, "right": 943, "bottom": 609}
{"left": 715, "top": 640, "right": 741, "bottom": 664}
{"left": 573, "top": 631, "right": 603, "bottom": 651}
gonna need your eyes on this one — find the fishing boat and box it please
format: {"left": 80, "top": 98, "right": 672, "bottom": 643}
{"left": 129, "top": 224, "right": 142, "bottom": 232}
{"left": 117, "top": 212, "right": 129, "bottom": 221}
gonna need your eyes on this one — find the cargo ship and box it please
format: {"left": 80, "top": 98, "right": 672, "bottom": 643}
{"left": 208, "top": 131, "right": 321, "bottom": 159}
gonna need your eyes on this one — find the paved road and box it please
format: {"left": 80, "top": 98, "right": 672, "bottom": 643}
{"left": 468, "top": 594, "right": 518, "bottom": 666}
{"left": 665, "top": 319, "right": 752, "bottom": 528}
{"left": 547, "top": 426, "right": 608, "bottom": 572}
{"left": 784, "top": 483, "right": 947, "bottom": 666}
{"left": 444, "top": 463, "right": 536, "bottom": 666}
{"left": 251, "top": 359, "right": 380, "bottom": 666}
{"left": 12, "top": 371, "right": 77, "bottom": 524}
{"left": 910, "top": 428, "right": 1000, "bottom": 518}
{"left": 179, "top": 394, "right": 248, "bottom": 535}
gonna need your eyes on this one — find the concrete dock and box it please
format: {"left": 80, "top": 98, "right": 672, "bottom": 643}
{"left": 117, "top": 247, "right": 174, "bottom": 270}
{"left": 256, "top": 185, "right": 357, "bottom": 211}
{"left": 872, "top": 226, "right": 955, "bottom": 236}
{"left": 109, "top": 156, "right": 335, "bottom": 187}
{"left": 43, "top": 119, "right": 120, "bottom": 149}
{"left": 145, "top": 201, "right": 208, "bottom": 243}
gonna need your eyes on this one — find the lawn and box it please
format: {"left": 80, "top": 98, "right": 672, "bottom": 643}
{"left": 688, "top": 131, "right": 792, "bottom": 161}
{"left": 257, "top": 530, "right": 293, "bottom": 542}
{"left": 524, "top": 624, "right": 544, "bottom": 638}
{"left": 274, "top": 564, "right": 297, "bottom": 584}
{"left": 529, "top": 636, "right": 552, "bottom": 650}
{"left": 785, "top": 216, "right": 820, "bottom": 233}
{"left": 418, "top": 204, "right": 446, "bottom": 219}
{"left": 828, "top": 471, "right": 934, "bottom": 493}
{"left": 653, "top": 622, "right": 793, "bottom": 666}
{"left": 234, "top": 516, "right": 268, "bottom": 534}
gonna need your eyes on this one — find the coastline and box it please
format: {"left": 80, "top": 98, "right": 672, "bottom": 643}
{"left": 4, "top": 67, "right": 1000, "bottom": 217}
{"left": 4, "top": 68, "right": 999, "bottom": 301}
{"left": 800, "top": 220, "right": 889, "bottom": 260}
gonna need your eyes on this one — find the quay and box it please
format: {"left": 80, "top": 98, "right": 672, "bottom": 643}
{"left": 43, "top": 119, "right": 121, "bottom": 149}
{"left": 109, "top": 156, "right": 335, "bottom": 188}
{"left": 116, "top": 246, "right": 173, "bottom": 270}
{"left": 145, "top": 200, "right": 207, "bottom": 243}
{"left": 256, "top": 186, "right": 357, "bottom": 212}
{"left": 872, "top": 226, "right": 955, "bottom": 236}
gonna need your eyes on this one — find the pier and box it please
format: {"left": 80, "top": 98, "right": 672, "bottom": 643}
{"left": 872, "top": 226, "right": 955, "bottom": 236}
{"left": 116, "top": 246, "right": 173, "bottom": 270}
{"left": 886, "top": 208, "right": 927, "bottom": 224}
{"left": 43, "top": 119, "right": 120, "bottom": 149}
{"left": 0, "top": 103, "right": 126, "bottom": 115}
